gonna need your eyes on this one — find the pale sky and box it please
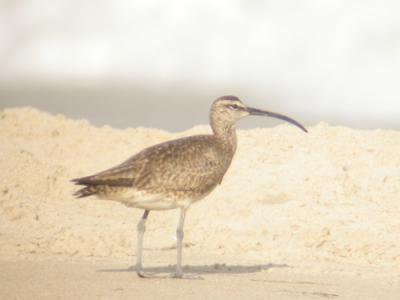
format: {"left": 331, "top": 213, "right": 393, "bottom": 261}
{"left": 1, "top": 0, "right": 399, "bottom": 130}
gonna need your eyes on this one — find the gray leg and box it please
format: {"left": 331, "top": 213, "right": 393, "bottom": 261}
{"left": 171, "top": 208, "right": 186, "bottom": 278}
{"left": 176, "top": 208, "right": 186, "bottom": 276}
{"left": 152, "top": 208, "right": 201, "bottom": 280}
{"left": 136, "top": 210, "right": 150, "bottom": 278}
{"left": 170, "top": 209, "right": 202, "bottom": 279}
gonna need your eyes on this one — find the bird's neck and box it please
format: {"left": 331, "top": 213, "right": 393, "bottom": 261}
{"left": 211, "top": 119, "right": 237, "bottom": 155}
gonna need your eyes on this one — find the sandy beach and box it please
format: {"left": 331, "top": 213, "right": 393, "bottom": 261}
{"left": 1, "top": 256, "right": 399, "bottom": 300}
{"left": 1, "top": 107, "right": 400, "bottom": 299}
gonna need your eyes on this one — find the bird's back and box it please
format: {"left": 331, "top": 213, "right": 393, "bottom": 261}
{"left": 72, "top": 134, "right": 234, "bottom": 204}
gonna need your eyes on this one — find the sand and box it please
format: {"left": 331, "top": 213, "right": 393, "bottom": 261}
{"left": 1, "top": 107, "right": 400, "bottom": 299}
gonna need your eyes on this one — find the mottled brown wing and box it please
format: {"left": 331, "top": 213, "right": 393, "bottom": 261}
{"left": 72, "top": 135, "right": 229, "bottom": 197}
{"left": 130, "top": 135, "right": 228, "bottom": 194}
{"left": 71, "top": 144, "right": 147, "bottom": 197}
{"left": 71, "top": 155, "right": 143, "bottom": 185}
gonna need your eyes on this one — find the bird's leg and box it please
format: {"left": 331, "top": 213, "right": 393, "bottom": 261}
{"left": 170, "top": 208, "right": 202, "bottom": 280}
{"left": 136, "top": 209, "right": 151, "bottom": 278}
{"left": 169, "top": 208, "right": 186, "bottom": 278}
{"left": 175, "top": 208, "right": 186, "bottom": 277}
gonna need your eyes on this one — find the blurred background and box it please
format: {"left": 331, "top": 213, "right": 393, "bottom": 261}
{"left": 0, "top": 0, "right": 399, "bottom": 131}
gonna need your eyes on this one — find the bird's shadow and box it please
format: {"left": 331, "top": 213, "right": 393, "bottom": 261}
{"left": 98, "top": 262, "right": 290, "bottom": 275}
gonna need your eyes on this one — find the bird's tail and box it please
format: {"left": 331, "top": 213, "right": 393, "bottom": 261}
{"left": 73, "top": 186, "right": 95, "bottom": 198}
{"left": 71, "top": 176, "right": 96, "bottom": 198}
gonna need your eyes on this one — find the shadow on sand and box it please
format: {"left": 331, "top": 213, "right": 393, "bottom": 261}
{"left": 98, "top": 262, "right": 290, "bottom": 275}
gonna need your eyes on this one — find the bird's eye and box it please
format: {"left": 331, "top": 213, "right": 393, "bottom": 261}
{"left": 229, "top": 104, "right": 240, "bottom": 110}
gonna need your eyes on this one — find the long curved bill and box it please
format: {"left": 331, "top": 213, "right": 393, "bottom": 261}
{"left": 246, "top": 107, "right": 308, "bottom": 133}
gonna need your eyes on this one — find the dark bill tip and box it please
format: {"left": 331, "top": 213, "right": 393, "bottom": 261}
{"left": 246, "top": 107, "right": 308, "bottom": 133}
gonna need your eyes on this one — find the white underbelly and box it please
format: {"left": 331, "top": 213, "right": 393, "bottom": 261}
{"left": 97, "top": 188, "right": 200, "bottom": 210}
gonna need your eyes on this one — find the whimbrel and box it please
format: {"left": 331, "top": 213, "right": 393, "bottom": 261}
{"left": 72, "top": 95, "right": 307, "bottom": 278}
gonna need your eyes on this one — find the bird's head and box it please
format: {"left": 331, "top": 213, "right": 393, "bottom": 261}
{"left": 211, "top": 95, "right": 249, "bottom": 122}
{"left": 211, "top": 95, "right": 307, "bottom": 132}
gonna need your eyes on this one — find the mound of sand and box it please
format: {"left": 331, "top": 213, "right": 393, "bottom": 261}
{"left": 1, "top": 107, "right": 399, "bottom": 276}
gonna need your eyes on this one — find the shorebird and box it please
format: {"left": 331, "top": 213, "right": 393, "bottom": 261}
{"left": 72, "top": 95, "right": 307, "bottom": 279}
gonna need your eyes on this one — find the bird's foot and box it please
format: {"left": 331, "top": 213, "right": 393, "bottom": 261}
{"left": 169, "top": 272, "right": 203, "bottom": 280}
{"left": 136, "top": 270, "right": 160, "bottom": 279}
